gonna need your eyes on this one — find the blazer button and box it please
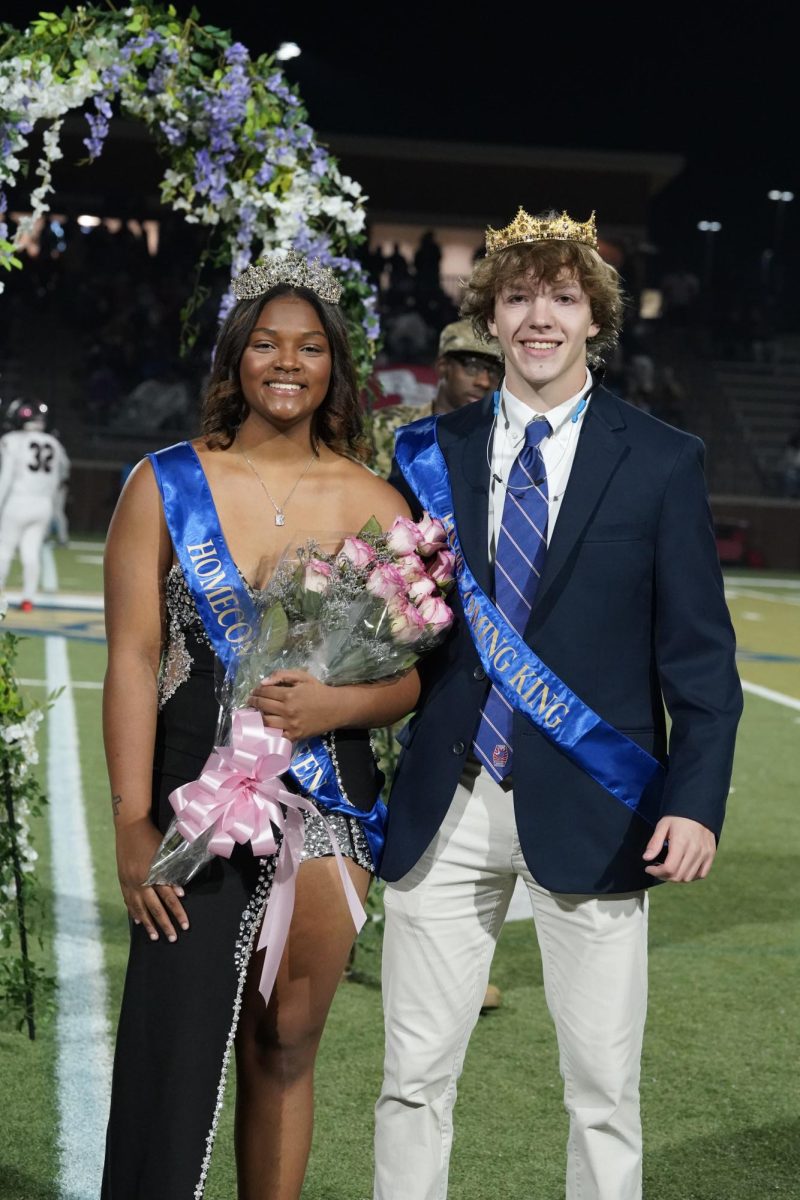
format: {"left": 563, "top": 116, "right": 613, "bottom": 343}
{"left": 452, "top": 740, "right": 465, "bottom": 755}
{"left": 473, "top": 666, "right": 486, "bottom": 681}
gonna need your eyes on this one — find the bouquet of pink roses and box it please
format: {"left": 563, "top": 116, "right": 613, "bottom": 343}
{"left": 145, "top": 513, "right": 455, "bottom": 889}
{"left": 228, "top": 513, "right": 455, "bottom": 705}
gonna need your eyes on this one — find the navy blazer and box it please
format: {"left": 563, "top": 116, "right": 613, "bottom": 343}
{"left": 383, "top": 386, "right": 743, "bottom": 893}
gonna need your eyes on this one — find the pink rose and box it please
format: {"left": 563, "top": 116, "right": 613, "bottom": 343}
{"left": 393, "top": 552, "right": 427, "bottom": 583}
{"left": 407, "top": 575, "right": 437, "bottom": 602}
{"left": 365, "top": 562, "right": 406, "bottom": 601}
{"left": 387, "top": 595, "right": 427, "bottom": 644}
{"left": 339, "top": 536, "right": 376, "bottom": 569}
{"left": 386, "top": 515, "right": 424, "bottom": 556}
{"left": 416, "top": 593, "right": 454, "bottom": 633}
{"left": 429, "top": 549, "right": 456, "bottom": 586}
{"left": 416, "top": 513, "right": 448, "bottom": 555}
{"left": 303, "top": 558, "right": 333, "bottom": 593}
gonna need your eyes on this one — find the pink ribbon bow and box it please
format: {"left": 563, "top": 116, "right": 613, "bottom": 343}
{"left": 168, "top": 707, "right": 366, "bottom": 1006}
{"left": 169, "top": 708, "right": 293, "bottom": 859}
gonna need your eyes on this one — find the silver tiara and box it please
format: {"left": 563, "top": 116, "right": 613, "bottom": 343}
{"left": 231, "top": 250, "right": 343, "bottom": 304}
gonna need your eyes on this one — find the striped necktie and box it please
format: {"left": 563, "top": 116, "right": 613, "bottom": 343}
{"left": 472, "top": 417, "right": 551, "bottom": 781}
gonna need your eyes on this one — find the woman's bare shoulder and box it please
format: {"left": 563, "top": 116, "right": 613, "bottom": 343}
{"left": 336, "top": 457, "right": 411, "bottom": 526}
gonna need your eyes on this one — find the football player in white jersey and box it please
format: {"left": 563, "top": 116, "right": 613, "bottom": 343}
{"left": 0, "top": 400, "right": 70, "bottom": 611}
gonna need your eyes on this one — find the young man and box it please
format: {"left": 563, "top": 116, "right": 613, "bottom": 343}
{"left": 374, "top": 209, "right": 742, "bottom": 1200}
{"left": 370, "top": 318, "right": 503, "bottom": 477}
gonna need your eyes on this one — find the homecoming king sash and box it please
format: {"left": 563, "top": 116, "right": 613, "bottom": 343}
{"left": 149, "top": 441, "right": 387, "bottom": 869}
{"left": 393, "top": 419, "right": 664, "bottom": 824}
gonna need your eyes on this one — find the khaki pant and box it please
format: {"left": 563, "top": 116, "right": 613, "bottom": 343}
{"left": 374, "top": 763, "right": 648, "bottom": 1200}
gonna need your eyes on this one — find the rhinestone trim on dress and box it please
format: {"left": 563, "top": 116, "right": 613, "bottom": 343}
{"left": 193, "top": 854, "right": 277, "bottom": 1199}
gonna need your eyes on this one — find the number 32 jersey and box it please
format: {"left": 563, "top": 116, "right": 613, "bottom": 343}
{"left": 0, "top": 430, "right": 70, "bottom": 507}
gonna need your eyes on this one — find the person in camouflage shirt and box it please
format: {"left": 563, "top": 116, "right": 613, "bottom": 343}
{"left": 369, "top": 319, "right": 503, "bottom": 477}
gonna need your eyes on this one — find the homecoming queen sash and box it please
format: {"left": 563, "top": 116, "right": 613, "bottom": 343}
{"left": 394, "top": 418, "right": 664, "bottom": 824}
{"left": 149, "top": 441, "right": 387, "bottom": 869}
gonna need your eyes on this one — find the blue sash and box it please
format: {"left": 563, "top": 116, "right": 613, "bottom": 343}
{"left": 393, "top": 419, "right": 663, "bottom": 824}
{"left": 149, "top": 441, "right": 387, "bottom": 869}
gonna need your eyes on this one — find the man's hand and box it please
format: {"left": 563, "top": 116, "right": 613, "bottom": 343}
{"left": 643, "top": 815, "right": 717, "bottom": 882}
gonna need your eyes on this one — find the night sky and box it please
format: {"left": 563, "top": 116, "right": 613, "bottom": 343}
{"left": 3, "top": 2, "right": 796, "bottom": 290}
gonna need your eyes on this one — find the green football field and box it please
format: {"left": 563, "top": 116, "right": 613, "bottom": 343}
{"left": 1, "top": 545, "right": 798, "bottom": 1199}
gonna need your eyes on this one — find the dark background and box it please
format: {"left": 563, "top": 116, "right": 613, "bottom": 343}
{"left": 2, "top": 1, "right": 796, "bottom": 301}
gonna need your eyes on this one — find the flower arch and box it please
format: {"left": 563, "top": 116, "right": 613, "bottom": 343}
{"left": 0, "top": 3, "right": 380, "bottom": 381}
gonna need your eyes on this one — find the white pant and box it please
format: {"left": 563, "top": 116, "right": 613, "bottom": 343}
{"left": 0, "top": 494, "right": 53, "bottom": 599}
{"left": 374, "top": 764, "right": 648, "bottom": 1200}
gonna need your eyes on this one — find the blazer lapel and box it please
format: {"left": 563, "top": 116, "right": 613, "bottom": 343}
{"left": 532, "top": 388, "right": 629, "bottom": 615}
{"left": 440, "top": 399, "right": 493, "bottom": 597}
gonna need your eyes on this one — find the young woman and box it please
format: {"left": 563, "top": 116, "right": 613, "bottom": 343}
{"left": 101, "top": 253, "right": 419, "bottom": 1199}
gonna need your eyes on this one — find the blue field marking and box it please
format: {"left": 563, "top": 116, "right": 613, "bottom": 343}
{"left": 2, "top": 623, "right": 107, "bottom": 644}
{"left": 736, "top": 651, "right": 800, "bottom": 663}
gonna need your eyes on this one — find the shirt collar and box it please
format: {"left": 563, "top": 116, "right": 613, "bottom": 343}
{"left": 501, "top": 368, "right": 593, "bottom": 445}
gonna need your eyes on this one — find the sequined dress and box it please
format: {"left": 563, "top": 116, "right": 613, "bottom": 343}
{"left": 101, "top": 565, "right": 381, "bottom": 1200}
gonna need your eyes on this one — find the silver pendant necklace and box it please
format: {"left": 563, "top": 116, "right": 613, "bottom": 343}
{"left": 237, "top": 440, "right": 317, "bottom": 526}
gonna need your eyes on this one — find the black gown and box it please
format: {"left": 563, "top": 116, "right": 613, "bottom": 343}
{"left": 101, "top": 568, "right": 382, "bottom": 1199}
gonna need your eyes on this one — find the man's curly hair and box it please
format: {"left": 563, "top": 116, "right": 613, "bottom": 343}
{"left": 461, "top": 228, "right": 625, "bottom": 365}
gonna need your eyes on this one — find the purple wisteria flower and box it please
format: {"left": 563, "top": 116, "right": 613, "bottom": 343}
{"left": 206, "top": 59, "right": 250, "bottom": 154}
{"left": 225, "top": 42, "right": 249, "bottom": 65}
{"left": 193, "top": 147, "right": 229, "bottom": 204}
{"left": 162, "top": 123, "right": 187, "bottom": 147}
{"left": 265, "top": 71, "right": 300, "bottom": 108}
{"left": 120, "top": 30, "right": 163, "bottom": 60}
{"left": 218, "top": 290, "right": 237, "bottom": 323}
{"left": 310, "top": 146, "right": 329, "bottom": 178}
{"left": 84, "top": 95, "right": 113, "bottom": 161}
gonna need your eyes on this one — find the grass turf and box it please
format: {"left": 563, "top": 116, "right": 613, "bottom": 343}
{"left": 0, "top": 574, "right": 798, "bottom": 1198}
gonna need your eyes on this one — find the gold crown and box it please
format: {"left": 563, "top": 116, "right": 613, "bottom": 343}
{"left": 485, "top": 208, "right": 598, "bottom": 255}
{"left": 232, "top": 250, "right": 343, "bottom": 304}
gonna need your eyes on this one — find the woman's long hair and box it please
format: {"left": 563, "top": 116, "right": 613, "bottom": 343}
{"left": 201, "top": 284, "right": 369, "bottom": 460}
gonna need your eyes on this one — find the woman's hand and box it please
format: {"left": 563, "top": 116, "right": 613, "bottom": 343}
{"left": 248, "top": 669, "right": 343, "bottom": 741}
{"left": 115, "top": 817, "right": 189, "bottom": 942}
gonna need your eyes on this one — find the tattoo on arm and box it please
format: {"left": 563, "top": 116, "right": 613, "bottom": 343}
{"left": 111, "top": 793, "right": 123, "bottom": 819}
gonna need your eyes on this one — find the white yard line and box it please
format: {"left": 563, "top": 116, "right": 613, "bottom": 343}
{"left": 724, "top": 576, "right": 800, "bottom": 589}
{"left": 20, "top": 677, "right": 102, "bottom": 690}
{"left": 4, "top": 590, "right": 104, "bottom": 611}
{"left": 41, "top": 542, "right": 58, "bottom": 592}
{"left": 740, "top": 679, "right": 800, "bottom": 712}
{"left": 65, "top": 540, "right": 106, "bottom": 552}
{"left": 47, "top": 635, "right": 113, "bottom": 1199}
{"left": 726, "top": 588, "right": 800, "bottom": 605}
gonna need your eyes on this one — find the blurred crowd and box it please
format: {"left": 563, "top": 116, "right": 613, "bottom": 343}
{"left": 0, "top": 221, "right": 795, "bottom": 479}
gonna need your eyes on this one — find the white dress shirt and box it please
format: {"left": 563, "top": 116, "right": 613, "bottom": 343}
{"left": 488, "top": 369, "right": 593, "bottom": 557}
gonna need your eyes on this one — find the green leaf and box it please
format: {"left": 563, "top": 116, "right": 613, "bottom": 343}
{"left": 301, "top": 588, "right": 323, "bottom": 620}
{"left": 259, "top": 603, "right": 289, "bottom": 657}
{"left": 38, "top": 12, "right": 58, "bottom": 20}
{"left": 358, "top": 515, "right": 382, "bottom": 538}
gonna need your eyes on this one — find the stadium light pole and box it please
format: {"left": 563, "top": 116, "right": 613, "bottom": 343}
{"left": 767, "top": 190, "right": 793, "bottom": 296}
{"left": 697, "top": 220, "right": 721, "bottom": 298}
